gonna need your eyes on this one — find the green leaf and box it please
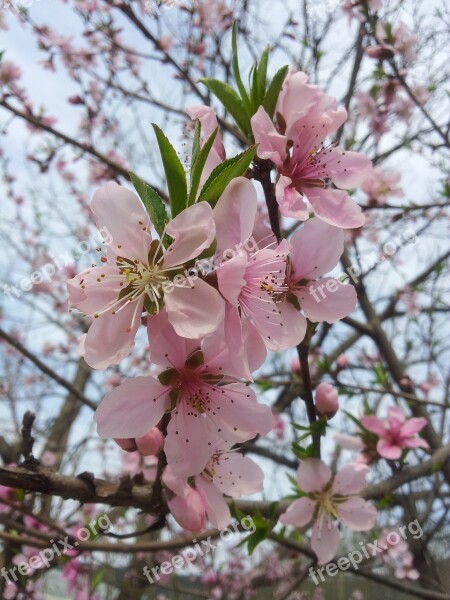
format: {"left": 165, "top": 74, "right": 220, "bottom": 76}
{"left": 191, "top": 120, "right": 201, "bottom": 167}
{"left": 256, "top": 46, "right": 270, "bottom": 103}
{"left": 231, "top": 23, "right": 250, "bottom": 113}
{"left": 189, "top": 127, "right": 218, "bottom": 205}
{"left": 246, "top": 528, "right": 267, "bottom": 555}
{"left": 199, "top": 78, "right": 251, "bottom": 138}
{"left": 129, "top": 172, "right": 169, "bottom": 240}
{"left": 197, "top": 146, "right": 257, "bottom": 206}
{"left": 152, "top": 123, "right": 188, "bottom": 217}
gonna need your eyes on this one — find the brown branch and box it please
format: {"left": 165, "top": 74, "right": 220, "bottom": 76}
{"left": 0, "top": 445, "right": 448, "bottom": 515}
{"left": 0, "top": 99, "right": 166, "bottom": 199}
{"left": 0, "top": 328, "right": 96, "bottom": 411}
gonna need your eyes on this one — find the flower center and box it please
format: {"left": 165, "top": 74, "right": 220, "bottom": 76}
{"left": 315, "top": 488, "right": 339, "bottom": 520}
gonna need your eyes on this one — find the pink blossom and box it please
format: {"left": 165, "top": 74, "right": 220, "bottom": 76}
{"left": 67, "top": 182, "right": 224, "bottom": 369}
{"left": 95, "top": 312, "right": 273, "bottom": 477}
{"left": 280, "top": 459, "right": 377, "bottom": 564}
{"left": 378, "top": 531, "right": 420, "bottom": 580}
{"left": 336, "top": 354, "right": 348, "bottom": 369}
{"left": 214, "top": 178, "right": 307, "bottom": 355}
{"left": 0, "top": 61, "right": 22, "bottom": 86}
{"left": 361, "top": 407, "right": 429, "bottom": 460}
{"left": 367, "top": 21, "right": 418, "bottom": 62}
{"left": 251, "top": 73, "right": 371, "bottom": 228}
{"left": 163, "top": 442, "right": 264, "bottom": 530}
{"left": 286, "top": 218, "right": 357, "bottom": 323}
{"left": 362, "top": 166, "right": 404, "bottom": 206}
{"left": 315, "top": 382, "right": 339, "bottom": 418}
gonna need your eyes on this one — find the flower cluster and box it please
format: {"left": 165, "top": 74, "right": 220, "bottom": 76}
{"left": 67, "top": 68, "right": 374, "bottom": 560}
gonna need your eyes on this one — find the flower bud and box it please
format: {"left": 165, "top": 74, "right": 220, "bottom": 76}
{"left": 168, "top": 487, "right": 206, "bottom": 532}
{"left": 291, "top": 357, "right": 300, "bottom": 373}
{"left": 315, "top": 382, "right": 339, "bottom": 419}
{"left": 135, "top": 428, "right": 164, "bottom": 456}
{"left": 114, "top": 438, "right": 138, "bottom": 452}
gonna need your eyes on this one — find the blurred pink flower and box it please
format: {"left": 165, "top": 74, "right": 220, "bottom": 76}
{"left": 361, "top": 407, "right": 429, "bottom": 460}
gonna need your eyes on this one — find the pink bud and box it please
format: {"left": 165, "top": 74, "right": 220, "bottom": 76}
{"left": 114, "top": 438, "right": 138, "bottom": 452}
{"left": 315, "top": 382, "right": 339, "bottom": 419}
{"left": 135, "top": 428, "right": 164, "bottom": 456}
{"left": 168, "top": 487, "right": 206, "bottom": 532}
{"left": 291, "top": 357, "right": 300, "bottom": 373}
{"left": 336, "top": 354, "right": 348, "bottom": 369}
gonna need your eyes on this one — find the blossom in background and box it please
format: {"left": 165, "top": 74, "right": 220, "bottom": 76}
{"left": 361, "top": 406, "right": 429, "bottom": 460}
{"left": 280, "top": 458, "right": 377, "bottom": 564}
{"left": 286, "top": 217, "right": 357, "bottom": 324}
{"left": 378, "top": 531, "right": 420, "bottom": 580}
{"left": 251, "top": 72, "right": 371, "bottom": 228}
{"left": 163, "top": 441, "right": 264, "bottom": 530}
{"left": 362, "top": 166, "right": 404, "bottom": 206}
{"left": 366, "top": 21, "right": 418, "bottom": 62}
{"left": 95, "top": 312, "right": 273, "bottom": 477}
{"left": 67, "top": 182, "right": 224, "bottom": 369}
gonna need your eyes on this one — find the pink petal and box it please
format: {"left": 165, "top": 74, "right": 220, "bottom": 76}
{"left": 168, "top": 486, "right": 206, "bottom": 531}
{"left": 311, "top": 518, "right": 341, "bottom": 565}
{"left": 67, "top": 266, "right": 122, "bottom": 315}
{"left": 265, "top": 301, "right": 307, "bottom": 351}
{"left": 402, "top": 437, "right": 429, "bottom": 450}
{"left": 332, "top": 463, "right": 369, "bottom": 495}
{"left": 91, "top": 182, "right": 152, "bottom": 264}
{"left": 147, "top": 311, "right": 191, "bottom": 370}
{"left": 201, "top": 305, "right": 266, "bottom": 380}
{"left": 277, "top": 72, "right": 321, "bottom": 132}
{"left": 296, "top": 458, "right": 331, "bottom": 493}
{"left": 213, "top": 453, "right": 264, "bottom": 498}
{"left": 295, "top": 279, "right": 357, "bottom": 323}
{"left": 251, "top": 107, "right": 287, "bottom": 167}
{"left": 400, "top": 417, "right": 428, "bottom": 437}
{"left": 321, "top": 147, "right": 372, "bottom": 189}
{"left": 306, "top": 187, "right": 365, "bottom": 229}
{"left": 162, "top": 465, "right": 189, "bottom": 498}
{"left": 208, "top": 383, "right": 274, "bottom": 443}
{"left": 165, "top": 278, "right": 225, "bottom": 339}
{"left": 213, "top": 177, "right": 258, "bottom": 252}
{"left": 334, "top": 432, "right": 365, "bottom": 451}
{"left": 94, "top": 376, "right": 171, "bottom": 438}
{"left": 377, "top": 438, "right": 402, "bottom": 460}
{"left": 196, "top": 475, "right": 231, "bottom": 529}
{"left": 165, "top": 404, "right": 217, "bottom": 477}
{"left": 186, "top": 104, "right": 225, "bottom": 160}
{"left": 82, "top": 298, "right": 143, "bottom": 369}
{"left": 216, "top": 253, "right": 247, "bottom": 306}
{"left": 387, "top": 406, "right": 406, "bottom": 425}
{"left": 279, "top": 497, "right": 316, "bottom": 528}
{"left": 290, "top": 218, "right": 344, "bottom": 280}
{"left": 360, "top": 415, "right": 387, "bottom": 437}
{"left": 275, "top": 176, "right": 309, "bottom": 220}
{"left": 163, "top": 202, "right": 216, "bottom": 268}
{"left": 336, "top": 497, "right": 378, "bottom": 531}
